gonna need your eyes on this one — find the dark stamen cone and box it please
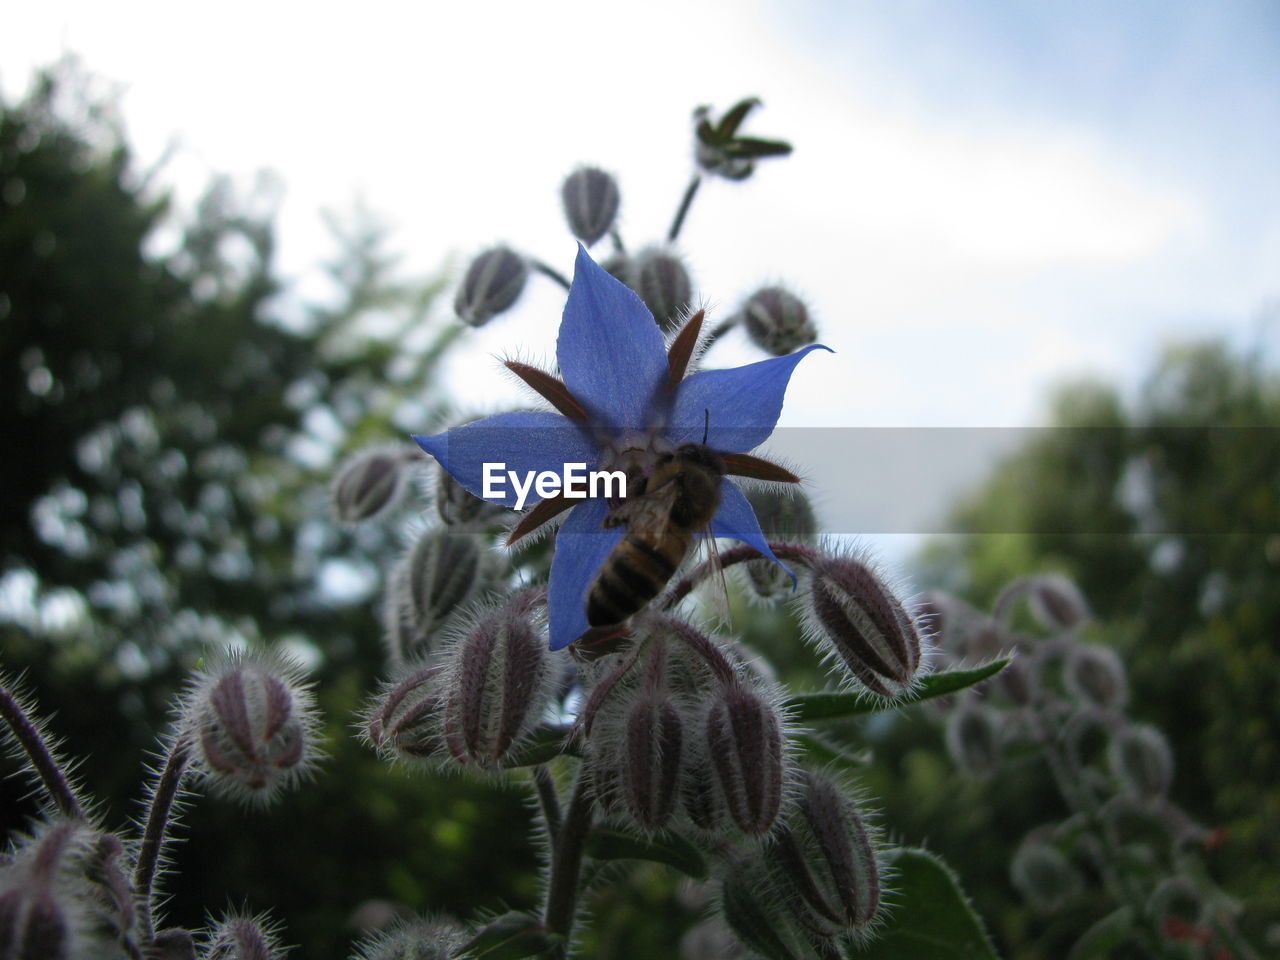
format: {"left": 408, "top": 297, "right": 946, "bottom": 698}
{"left": 705, "top": 684, "right": 784, "bottom": 836}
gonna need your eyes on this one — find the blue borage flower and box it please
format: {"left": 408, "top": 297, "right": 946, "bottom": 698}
{"left": 415, "top": 246, "right": 829, "bottom": 651}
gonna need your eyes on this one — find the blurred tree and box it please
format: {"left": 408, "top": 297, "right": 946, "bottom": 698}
{"left": 0, "top": 60, "right": 537, "bottom": 958}
{"left": 890, "top": 334, "right": 1280, "bottom": 956}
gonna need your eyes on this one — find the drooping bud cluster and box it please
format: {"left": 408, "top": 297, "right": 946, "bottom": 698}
{"left": 629, "top": 247, "right": 693, "bottom": 332}
{"left": 805, "top": 554, "right": 927, "bottom": 700}
{"left": 202, "top": 913, "right": 285, "bottom": 960}
{"left": 740, "top": 286, "right": 817, "bottom": 357}
{"left": 439, "top": 593, "right": 553, "bottom": 768}
{"left": 349, "top": 916, "right": 467, "bottom": 960}
{"left": 330, "top": 447, "right": 411, "bottom": 524}
{"left": 181, "top": 651, "right": 321, "bottom": 805}
{"left": 454, "top": 246, "right": 528, "bottom": 326}
{"left": 560, "top": 167, "right": 620, "bottom": 247}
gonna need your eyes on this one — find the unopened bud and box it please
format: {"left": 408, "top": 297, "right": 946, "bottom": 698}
{"left": 351, "top": 917, "right": 466, "bottom": 960}
{"left": 720, "top": 857, "right": 825, "bottom": 960}
{"left": 631, "top": 248, "right": 692, "bottom": 332}
{"left": 151, "top": 929, "right": 197, "bottom": 960}
{"left": 681, "top": 743, "right": 725, "bottom": 833}
{"left": 778, "top": 771, "right": 881, "bottom": 933}
{"left": 996, "top": 651, "right": 1037, "bottom": 706}
{"left": 741, "top": 287, "right": 817, "bottom": 357}
{"left": 600, "top": 253, "right": 630, "bottom": 283}
{"left": 435, "top": 465, "right": 499, "bottom": 526}
{"left": 185, "top": 652, "right": 320, "bottom": 804}
{"left": 561, "top": 167, "right": 620, "bottom": 247}
{"left": 1065, "top": 645, "right": 1128, "bottom": 711}
{"left": 705, "top": 683, "right": 785, "bottom": 836}
{"left": 203, "top": 914, "right": 284, "bottom": 960}
{"left": 455, "top": 246, "right": 527, "bottom": 326}
{"left": 405, "top": 529, "right": 482, "bottom": 641}
{"left": 622, "top": 695, "right": 684, "bottom": 832}
{"left": 441, "top": 597, "right": 552, "bottom": 767}
{"left": 945, "top": 705, "right": 1002, "bottom": 780}
{"left": 1110, "top": 724, "right": 1174, "bottom": 802}
{"left": 807, "top": 557, "right": 924, "bottom": 700}
{"left": 743, "top": 487, "right": 816, "bottom": 598}
{"left": 1029, "top": 574, "right": 1090, "bottom": 630}
{"left": 331, "top": 448, "right": 408, "bottom": 524}
{"left": 1010, "top": 840, "right": 1082, "bottom": 912}
{"left": 365, "top": 665, "right": 446, "bottom": 764}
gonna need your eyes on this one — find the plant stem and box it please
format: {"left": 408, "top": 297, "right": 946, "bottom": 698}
{"left": 662, "top": 540, "right": 821, "bottom": 609}
{"left": 699, "top": 317, "right": 738, "bottom": 354}
{"left": 544, "top": 766, "right": 594, "bottom": 956}
{"left": 667, "top": 175, "right": 702, "bottom": 243}
{"left": 134, "top": 732, "right": 192, "bottom": 944}
{"left": 533, "top": 764, "right": 562, "bottom": 842}
{"left": 531, "top": 258, "right": 572, "bottom": 291}
{"left": 0, "top": 682, "right": 82, "bottom": 819}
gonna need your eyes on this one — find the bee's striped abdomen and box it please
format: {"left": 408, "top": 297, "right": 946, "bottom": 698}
{"left": 587, "top": 531, "right": 689, "bottom": 627}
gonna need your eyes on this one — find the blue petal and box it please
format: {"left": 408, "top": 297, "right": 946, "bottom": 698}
{"left": 557, "top": 245, "right": 669, "bottom": 433}
{"left": 668, "top": 344, "right": 832, "bottom": 453}
{"left": 547, "top": 498, "right": 624, "bottom": 651}
{"left": 710, "top": 479, "right": 796, "bottom": 585}
{"left": 413, "top": 411, "right": 598, "bottom": 508}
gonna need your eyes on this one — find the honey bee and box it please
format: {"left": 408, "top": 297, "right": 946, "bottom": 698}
{"left": 586, "top": 442, "right": 725, "bottom": 628}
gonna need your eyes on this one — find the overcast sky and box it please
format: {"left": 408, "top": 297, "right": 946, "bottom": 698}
{"left": 4, "top": 0, "right": 1278, "bottom": 551}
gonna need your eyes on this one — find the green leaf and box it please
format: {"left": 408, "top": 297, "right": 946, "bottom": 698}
{"left": 794, "top": 732, "right": 871, "bottom": 770}
{"left": 586, "top": 827, "right": 708, "bottom": 880}
{"left": 456, "top": 912, "right": 562, "bottom": 959}
{"left": 1067, "top": 906, "right": 1135, "bottom": 960}
{"left": 786, "top": 660, "right": 1009, "bottom": 722}
{"left": 503, "top": 725, "right": 576, "bottom": 768}
{"left": 850, "top": 848, "right": 998, "bottom": 959}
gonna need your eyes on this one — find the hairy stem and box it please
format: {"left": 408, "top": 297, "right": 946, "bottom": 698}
{"left": 533, "top": 765, "right": 562, "bottom": 842}
{"left": 531, "top": 258, "right": 572, "bottom": 291}
{"left": 134, "top": 732, "right": 192, "bottom": 944}
{"left": 0, "top": 682, "right": 83, "bottom": 819}
{"left": 667, "top": 174, "right": 702, "bottom": 243}
{"left": 662, "top": 540, "right": 821, "bottom": 609}
{"left": 699, "top": 317, "right": 739, "bottom": 354}
{"left": 544, "top": 767, "right": 594, "bottom": 956}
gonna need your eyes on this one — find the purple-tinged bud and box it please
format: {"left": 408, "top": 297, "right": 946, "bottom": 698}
{"left": 743, "top": 487, "right": 816, "bottom": 599}
{"left": 806, "top": 556, "right": 925, "bottom": 700}
{"left": 1029, "top": 574, "right": 1090, "bottom": 630}
{"left": 381, "top": 565, "right": 429, "bottom": 667}
{"left": 9, "top": 891, "right": 68, "bottom": 960}
{"left": 350, "top": 917, "right": 466, "bottom": 960}
{"left": 203, "top": 914, "right": 284, "bottom": 960}
{"left": 681, "top": 742, "right": 725, "bottom": 833}
{"left": 441, "top": 597, "right": 552, "bottom": 767}
{"left": 365, "top": 665, "right": 446, "bottom": 765}
{"left": 631, "top": 247, "right": 693, "bottom": 332}
{"left": 435, "top": 465, "right": 500, "bottom": 526}
{"left": 963, "top": 620, "right": 1006, "bottom": 663}
{"left": 600, "top": 253, "right": 630, "bottom": 283}
{"left": 330, "top": 447, "right": 408, "bottom": 525}
{"left": 720, "top": 858, "right": 826, "bottom": 960}
{"left": 1109, "top": 724, "right": 1174, "bottom": 802}
{"left": 1065, "top": 644, "right": 1128, "bottom": 711}
{"left": 705, "top": 683, "right": 785, "bottom": 836}
{"left": 561, "top": 167, "right": 620, "bottom": 247}
{"left": 455, "top": 246, "right": 527, "bottom": 326}
{"left": 741, "top": 286, "right": 817, "bottom": 357}
{"left": 945, "top": 705, "right": 1002, "bottom": 780}
{"left": 405, "top": 529, "right": 482, "bottom": 640}
{"left": 184, "top": 652, "right": 321, "bottom": 805}
{"left": 777, "top": 771, "right": 881, "bottom": 933}
{"left": 621, "top": 695, "right": 684, "bottom": 832}
{"left": 1010, "top": 840, "right": 1082, "bottom": 912}
{"left": 996, "top": 652, "right": 1037, "bottom": 706}
{"left": 151, "top": 928, "right": 197, "bottom": 960}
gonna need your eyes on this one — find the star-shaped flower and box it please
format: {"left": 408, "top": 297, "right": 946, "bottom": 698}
{"left": 415, "top": 246, "right": 829, "bottom": 651}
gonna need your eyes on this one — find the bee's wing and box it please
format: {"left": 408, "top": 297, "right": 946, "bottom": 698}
{"left": 693, "top": 526, "right": 734, "bottom": 629}
{"left": 602, "top": 479, "right": 681, "bottom": 530}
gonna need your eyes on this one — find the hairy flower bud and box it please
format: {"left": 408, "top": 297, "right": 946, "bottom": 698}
{"left": 203, "top": 914, "right": 285, "bottom": 960}
{"left": 435, "top": 465, "right": 499, "bottom": 526}
{"left": 945, "top": 705, "right": 1002, "bottom": 780}
{"left": 743, "top": 486, "right": 816, "bottom": 598}
{"left": 1065, "top": 644, "right": 1128, "bottom": 711}
{"left": 807, "top": 556, "right": 925, "bottom": 699}
{"left": 996, "top": 650, "right": 1037, "bottom": 706}
{"left": 631, "top": 247, "right": 692, "bottom": 332}
{"left": 365, "top": 665, "right": 446, "bottom": 764}
{"left": 1028, "top": 574, "right": 1090, "bottom": 630}
{"left": 151, "top": 929, "right": 197, "bottom": 960}
{"left": 184, "top": 652, "right": 321, "bottom": 804}
{"left": 621, "top": 694, "right": 684, "bottom": 832}
{"left": 720, "top": 858, "right": 828, "bottom": 960}
{"left": 705, "top": 683, "right": 785, "bottom": 836}
{"left": 741, "top": 286, "right": 817, "bottom": 357}
{"left": 1110, "top": 724, "right": 1174, "bottom": 802}
{"left": 351, "top": 917, "right": 466, "bottom": 960}
{"left": 777, "top": 771, "right": 881, "bottom": 933}
{"left": 331, "top": 448, "right": 408, "bottom": 524}
{"left": 455, "top": 246, "right": 527, "bottom": 326}
{"left": 441, "top": 596, "right": 552, "bottom": 767}
{"left": 561, "top": 167, "right": 620, "bottom": 247}
{"left": 404, "top": 529, "right": 482, "bottom": 641}
{"left": 1010, "top": 840, "right": 1082, "bottom": 912}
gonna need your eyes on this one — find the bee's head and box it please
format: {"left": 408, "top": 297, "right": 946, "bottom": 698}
{"left": 673, "top": 442, "right": 725, "bottom": 475}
